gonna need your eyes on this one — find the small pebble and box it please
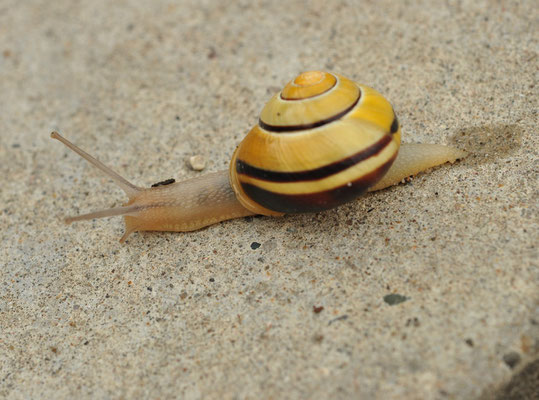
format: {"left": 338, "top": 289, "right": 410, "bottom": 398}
{"left": 189, "top": 155, "right": 206, "bottom": 171}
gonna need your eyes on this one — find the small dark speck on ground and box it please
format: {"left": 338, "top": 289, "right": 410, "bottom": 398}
{"left": 405, "top": 317, "right": 420, "bottom": 327}
{"left": 207, "top": 47, "right": 217, "bottom": 59}
{"left": 384, "top": 294, "right": 408, "bottom": 305}
{"left": 250, "top": 242, "right": 261, "bottom": 250}
{"left": 503, "top": 351, "right": 522, "bottom": 369}
{"left": 328, "top": 315, "right": 348, "bottom": 325}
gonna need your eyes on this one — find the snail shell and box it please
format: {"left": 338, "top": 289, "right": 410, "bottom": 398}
{"left": 230, "top": 71, "right": 400, "bottom": 215}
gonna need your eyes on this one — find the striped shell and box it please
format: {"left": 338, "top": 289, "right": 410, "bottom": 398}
{"left": 229, "top": 71, "right": 401, "bottom": 216}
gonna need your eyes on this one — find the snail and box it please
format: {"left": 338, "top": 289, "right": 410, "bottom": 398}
{"left": 51, "top": 71, "right": 466, "bottom": 242}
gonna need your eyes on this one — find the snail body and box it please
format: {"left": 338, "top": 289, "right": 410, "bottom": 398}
{"left": 51, "top": 71, "right": 466, "bottom": 242}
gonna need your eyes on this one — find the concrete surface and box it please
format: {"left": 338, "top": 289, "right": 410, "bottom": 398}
{"left": 1, "top": 0, "right": 537, "bottom": 399}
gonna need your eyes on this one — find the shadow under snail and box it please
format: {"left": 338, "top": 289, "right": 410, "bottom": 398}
{"left": 51, "top": 71, "right": 466, "bottom": 242}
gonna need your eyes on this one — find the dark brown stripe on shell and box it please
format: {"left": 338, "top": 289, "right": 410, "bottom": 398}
{"left": 236, "top": 134, "right": 392, "bottom": 183}
{"left": 390, "top": 113, "right": 399, "bottom": 134}
{"left": 239, "top": 154, "right": 397, "bottom": 214}
{"left": 259, "top": 91, "right": 361, "bottom": 133}
{"left": 280, "top": 78, "right": 337, "bottom": 101}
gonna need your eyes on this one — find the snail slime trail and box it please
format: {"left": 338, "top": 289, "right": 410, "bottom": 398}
{"left": 51, "top": 71, "right": 466, "bottom": 242}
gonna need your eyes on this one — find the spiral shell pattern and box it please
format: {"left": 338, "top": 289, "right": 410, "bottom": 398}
{"left": 230, "top": 71, "right": 401, "bottom": 216}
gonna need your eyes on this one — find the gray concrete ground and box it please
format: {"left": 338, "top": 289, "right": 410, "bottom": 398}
{"left": 1, "top": 0, "right": 537, "bottom": 399}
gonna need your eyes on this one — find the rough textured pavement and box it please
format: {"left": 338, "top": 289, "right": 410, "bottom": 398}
{"left": 1, "top": 1, "right": 537, "bottom": 398}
